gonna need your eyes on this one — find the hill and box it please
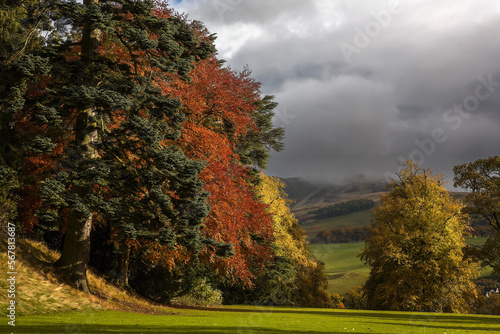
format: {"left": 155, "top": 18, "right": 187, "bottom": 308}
{"left": 279, "top": 177, "right": 387, "bottom": 240}
{"left": 0, "top": 238, "right": 175, "bottom": 317}
{"left": 281, "top": 177, "right": 387, "bottom": 213}
{"left": 281, "top": 177, "right": 470, "bottom": 240}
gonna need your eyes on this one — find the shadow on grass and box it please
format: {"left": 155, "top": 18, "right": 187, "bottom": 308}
{"left": 173, "top": 305, "right": 500, "bottom": 326}
{"left": 0, "top": 324, "right": 368, "bottom": 334}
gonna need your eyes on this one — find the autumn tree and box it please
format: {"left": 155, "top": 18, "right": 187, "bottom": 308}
{"left": 162, "top": 57, "right": 285, "bottom": 287}
{"left": 244, "top": 174, "right": 338, "bottom": 307}
{"left": 454, "top": 156, "right": 500, "bottom": 278}
{"left": 1, "top": 0, "right": 220, "bottom": 293}
{"left": 360, "top": 161, "right": 479, "bottom": 313}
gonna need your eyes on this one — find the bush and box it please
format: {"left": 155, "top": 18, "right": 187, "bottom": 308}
{"left": 343, "top": 286, "right": 366, "bottom": 309}
{"left": 173, "top": 278, "right": 223, "bottom": 307}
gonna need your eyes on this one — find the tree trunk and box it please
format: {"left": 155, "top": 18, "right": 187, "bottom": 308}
{"left": 53, "top": 210, "right": 92, "bottom": 293}
{"left": 116, "top": 243, "right": 131, "bottom": 287}
{"left": 53, "top": 0, "right": 100, "bottom": 293}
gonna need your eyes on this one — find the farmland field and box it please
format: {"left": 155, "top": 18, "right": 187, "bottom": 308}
{"left": 310, "top": 243, "right": 368, "bottom": 295}
{"left": 300, "top": 209, "right": 373, "bottom": 239}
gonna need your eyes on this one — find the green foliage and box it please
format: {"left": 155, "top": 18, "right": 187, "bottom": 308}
{"left": 173, "top": 278, "right": 223, "bottom": 307}
{"left": 237, "top": 95, "right": 285, "bottom": 172}
{"left": 454, "top": 156, "right": 500, "bottom": 231}
{"left": 360, "top": 161, "right": 480, "bottom": 313}
{"left": 0, "top": 0, "right": 226, "bottom": 294}
{"left": 308, "top": 199, "right": 375, "bottom": 220}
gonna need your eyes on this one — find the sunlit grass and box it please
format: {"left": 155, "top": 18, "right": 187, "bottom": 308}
{"left": 8, "top": 307, "right": 500, "bottom": 334}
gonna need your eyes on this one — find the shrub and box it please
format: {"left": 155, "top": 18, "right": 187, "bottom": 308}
{"left": 173, "top": 278, "right": 223, "bottom": 307}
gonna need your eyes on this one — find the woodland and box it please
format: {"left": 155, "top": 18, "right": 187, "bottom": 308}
{"left": 1, "top": 0, "right": 500, "bottom": 316}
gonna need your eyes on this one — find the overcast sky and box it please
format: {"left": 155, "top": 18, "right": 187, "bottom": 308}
{"left": 170, "top": 0, "right": 500, "bottom": 186}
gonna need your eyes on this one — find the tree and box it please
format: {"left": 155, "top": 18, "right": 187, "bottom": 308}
{"left": 256, "top": 174, "right": 309, "bottom": 264}
{"left": 2, "top": 0, "right": 218, "bottom": 292}
{"left": 251, "top": 174, "right": 338, "bottom": 307}
{"left": 163, "top": 57, "right": 283, "bottom": 286}
{"left": 0, "top": 0, "right": 48, "bottom": 229}
{"left": 454, "top": 156, "right": 500, "bottom": 278}
{"left": 454, "top": 156, "right": 500, "bottom": 231}
{"left": 360, "top": 161, "right": 479, "bottom": 312}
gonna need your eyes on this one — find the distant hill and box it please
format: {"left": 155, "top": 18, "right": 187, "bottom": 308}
{"left": 280, "top": 177, "right": 388, "bottom": 221}
{"left": 280, "top": 176, "right": 469, "bottom": 239}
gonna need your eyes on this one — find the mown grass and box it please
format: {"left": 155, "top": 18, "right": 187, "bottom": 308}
{"left": 5, "top": 307, "right": 500, "bottom": 334}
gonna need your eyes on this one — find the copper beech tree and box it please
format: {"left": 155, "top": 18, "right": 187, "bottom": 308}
{"left": 164, "top": 57, "right": 283, "bottom": 286}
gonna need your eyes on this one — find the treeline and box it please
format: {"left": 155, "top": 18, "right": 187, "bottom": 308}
{"left": 0, "top": 1, "right": 338, "bottom": 308}
{"left": 312, "top": 226, "right": 370, "bottom": 244}
{"left": 308, "top": 199, "right": 375, "bottom": 219}
{"left": 312, "top": 222, "right": 494, "bottom": 245}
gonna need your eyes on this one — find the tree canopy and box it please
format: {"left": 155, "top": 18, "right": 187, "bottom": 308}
{"left": 360, "top": 161, "right": 479, "bottom": 313}
{"left": 0, "top": 0, "right": 304, "bottom": 305}
{"left": 454, "top": 156, "right": 500, "bottom": 279}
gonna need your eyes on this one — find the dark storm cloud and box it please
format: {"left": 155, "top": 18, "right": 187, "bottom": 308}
{"left": 172, "top": 0, "right": 500, "bottom": 185}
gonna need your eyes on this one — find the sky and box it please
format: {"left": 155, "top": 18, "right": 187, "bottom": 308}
{"left": 170, "top": 0, "right": 500, "bottom": 186}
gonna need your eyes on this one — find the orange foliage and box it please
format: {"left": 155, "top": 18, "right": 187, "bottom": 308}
{"left": 166, "top": 57, "right": 275, "bottom": 286}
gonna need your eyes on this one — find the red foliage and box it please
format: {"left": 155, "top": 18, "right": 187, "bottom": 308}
{"left": 165, "top": 58, "right": 275, "bottom": 286}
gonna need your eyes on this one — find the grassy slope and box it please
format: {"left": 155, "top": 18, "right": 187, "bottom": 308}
{"left": 310, "top": 238, "right": 492, "bottom": 296}
{"left": 1, "top": 237, "right": 498, "bottom": 333}
{"left": 7, "top": 307, "right": 500, "bottom": 334}
{"left": 0, "top": 238, "right": 178, "bottom": 316}
{"left": 310, "top": 243, "right": 368, "bottom": 295}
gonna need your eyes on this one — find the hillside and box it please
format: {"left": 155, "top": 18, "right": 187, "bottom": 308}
{"left": 280, "top": 177, "right": 387, "bottom": 234}
{"left": 281, "top": 177, "right": 387, "bottom": 213}
{"left": 0, "top": 238, "right": 174, "bottom": 316}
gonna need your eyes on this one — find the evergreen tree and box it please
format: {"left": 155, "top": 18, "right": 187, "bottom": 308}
{"left": 1, "top": 0, "right": 218, "bottom": 292}
{"left": 237, "top": 95, "right": 285, "bottom": 173}
{"left": 360, "top": 161, "right": 479, "bottom": 312}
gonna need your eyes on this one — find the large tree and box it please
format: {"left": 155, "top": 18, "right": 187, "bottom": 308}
{"left": 454, "top": 156, "right": 500, "bottom": 278}
{"left": 1, "top": 0, "right": 218, "bottom": 292}
{"left": 454, "top": 156, "right": 500, "bottom": 231}
{"left": 360, "top": 161, "right": 479, "bottom": 313}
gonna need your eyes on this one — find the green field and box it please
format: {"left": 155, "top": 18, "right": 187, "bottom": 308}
{"left": 310, "top": 243, "right": 368, "bottom": 295}
{"left": 300, "top": 209, "right": 373, "bottom": 239}
{"left": 6, "top": 307, "right": 499, "bottom": 334}
{"left": 310, "top": 238, "right": 491, "bottom": 296}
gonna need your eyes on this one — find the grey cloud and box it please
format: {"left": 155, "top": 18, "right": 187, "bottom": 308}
{"left": 172, "top": 0, "right": 500, "bottom": 185}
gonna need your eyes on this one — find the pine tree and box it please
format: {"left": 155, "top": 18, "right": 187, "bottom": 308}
{"left": 2, "top": 0, "right": 218, "bottom": 292}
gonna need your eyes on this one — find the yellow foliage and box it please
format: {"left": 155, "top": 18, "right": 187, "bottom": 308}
{"left": 360, "top": 161, "right": 481, "bottom": 313}
{"left": 257, "top": 174, "right": 309, "bottom": 265}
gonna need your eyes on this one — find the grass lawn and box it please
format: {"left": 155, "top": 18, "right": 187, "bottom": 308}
{"left": 5, "top": 307, "right": 500, "bottom": 334}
